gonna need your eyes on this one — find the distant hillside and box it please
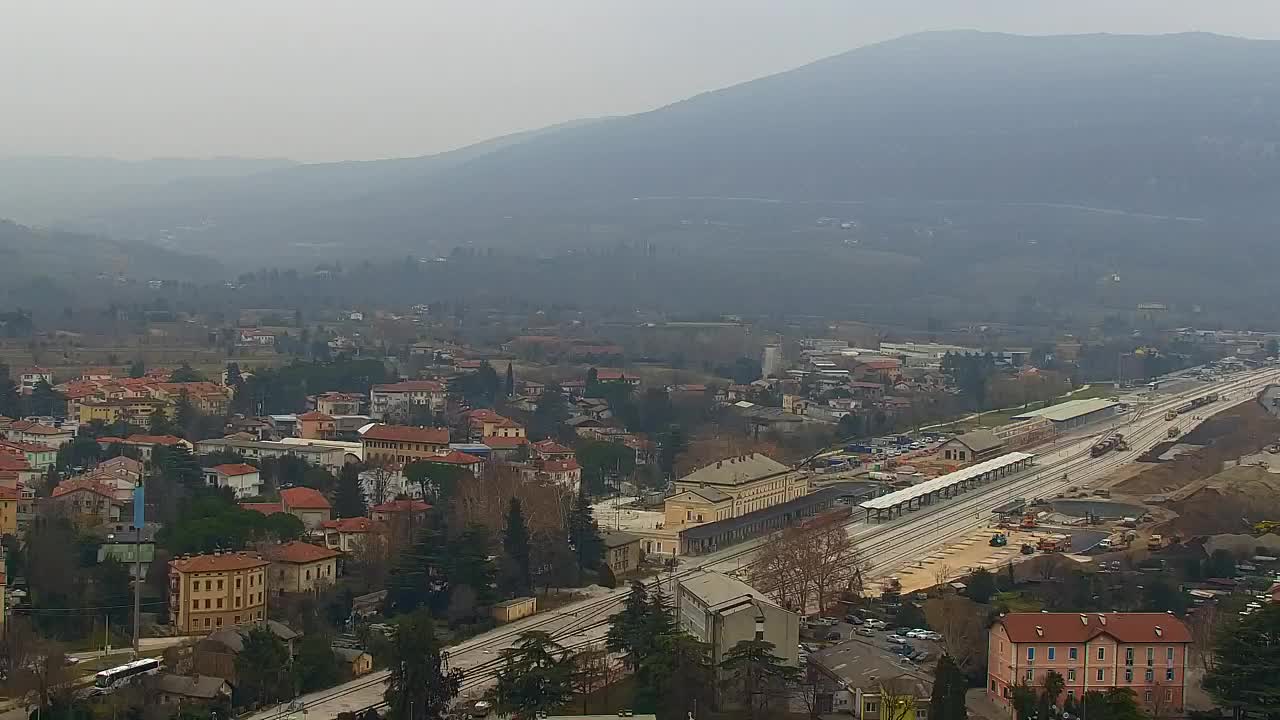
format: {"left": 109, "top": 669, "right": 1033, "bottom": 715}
{"left": 0, "top": 219, "right": 215, "bottom": 306}
{"left": 23, "top": 31, "right": 1280, "bottom": 324}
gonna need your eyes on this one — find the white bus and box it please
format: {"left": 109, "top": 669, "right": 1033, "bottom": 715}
{"left": 94, "top": 657, "right": 162, "bottom": 690}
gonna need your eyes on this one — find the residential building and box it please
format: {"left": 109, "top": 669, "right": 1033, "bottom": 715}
{"left": 238, "top": 328, "right": 276, "bottom": 346}
{"left": 319, "top": 516, "right": 380, "bottom": 552}
{"left": 99, "top": 434, "right": 191, "bottom": 461}
{"left": 601, "top": 531, "right": 642, "bottom": 576}
{"left": 96, "top": 526, "right": 157, "bottom": 579}
{"left": 360, "top": 424, "right": 450, "bottom": 465}
{"left": 144, "top": 674, "right": 233, "bottom": 708}
{"left": 168, "top": 552, "right": 270, "bottom": 634}
{"left": 194, "top": 438, "right": 349, "bottom": 472}
{"left": 17, "top": 367, "right": 53, "bottom": 394}
{"left": 0, "top": 486, "right": 18, "bottom": 535}
{"left": 532, "top": 440, "right": 575, "bottom": 461}
{"left": 334, "top": 647, "right": 374, "bottom": 677}
{"left": 369, "top": 380, "right": 447, "bottom": 420}
{"left": 418, "top": 450, "right": 485, "bottom": 478}
{"left": 370, "top": 499, "right": 430, "bottom": 524}
{"left": 312, "top": 392, "right": 363, "bottom": 416}
{"left": 808, "top": 641, "right": 933, "bottom": 718}
{"left": 261, "top": 541, "right": 340, "bottom": 594}
{"left": 483, "top": 434, "right": 530, "bottom": 459}
{"left": 6, "top": 421, "right": 73, "bottom": 449}
{"left": 987, "top": 612, "right": 1192, "bottom": 714}
{"left": 665, "top": 454, "right": 808, "bottom": 527}
{"left": 48, "top": 478, "right": 122, "bottom": 526}
{"left": 594, "top": 368, "right": 641, "bottom": 386}
{"left": 204, "top": 463, "right": 264, "bottom": 499}
{"left": 192, "top": 621, "right": 301, "bottom": 683}
{"left": 0, "top": 440, "right": 57, "bottom": 470}
{"left": 676, "top": 570, "right": 800, "bottom": 671}
{"left": 938, "top": 430, "right": 1006, "bottom": 464}
{"left": 297, "top": 411, "right": 336, "bottom": 440}
{"left": 762, "top": 344, "right": 784, "bottom": 378}
{"left": 77, "top": 398, "right": 171, "bottom": 426}
{"left": 279, "top": 487, "right": 332, "bottom": 530}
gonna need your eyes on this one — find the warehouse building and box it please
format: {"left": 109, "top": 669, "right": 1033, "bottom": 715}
{"left": 1010, "top": 398, "right": 1120, "bottom": 432}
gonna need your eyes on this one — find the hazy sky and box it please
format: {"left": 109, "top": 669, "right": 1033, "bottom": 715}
{"left": 4, "top": 1, "right": 1280, "bottom": 162}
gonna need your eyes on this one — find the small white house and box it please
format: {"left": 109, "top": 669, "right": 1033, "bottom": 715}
{"left": 204, "top": 463, "right": 264, "bottom": 498}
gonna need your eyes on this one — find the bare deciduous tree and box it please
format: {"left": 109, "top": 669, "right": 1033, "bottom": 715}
{"left": 932, "top": 562, "right": 953, "bottom": 588}
{"left": 1186, "top": 605, "right": 1220, "bottom": 673}
{"left": 750, "top": 515, "right": 866, "bottom": 614}
{"left": 923, "top": 596, "right": 986, "bottom": 674}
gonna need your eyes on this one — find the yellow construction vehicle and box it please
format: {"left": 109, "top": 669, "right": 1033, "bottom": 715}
{"left": 1254, "top": 520, "right": 1280, "bottom": 535}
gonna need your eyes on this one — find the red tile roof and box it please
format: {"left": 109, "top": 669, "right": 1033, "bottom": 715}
{"left": 371, "top": 380, "right": 444, "bottom": 393}
{"left": 0, "top": 455, "right": 29, "bottom": 471}
{"left": 262, "top": 540, "right": 340, "bottom": 564}
{"left": 997, "top": 613, "right": 1192, "bottom": 644}
{"left": 464, "top": 409, "right": 505, "bottom": 422}
{"left": 240, "top": 502, "right": 284, "bottom": 516}
{"left": 0, "top": 486, "right": 19, "bottom": 501}
{"left": 371, "top": 499, "right": 430, "bottom": 514}
{"left": 211, "top": 463, "right": 259, "bottom": 477}
{"left": 51, "top": 477, "right": 117, "bottom": 500}
{"left": 296, "top": 411, "right": 334, "bottom": 421}
{"left": 0, "top": 440, "right": 53, "bottom": 455}
{"left": 532, "top": 440, "right": 573, "bottom": 455}
{"left": 484, "top": 436, "right": 529, "bottom": 449}
{"left": 424, "top": 450, "right": 484, "bottom": 466}
{"left": 13, "top": 423, "right": 65, "bottom": 436}
{"left": 542, "top": 458, "right": 581, "bottom": 473}
{"left": 361, "top": 424, "right": 450, "bottom": 445}
{"left": 281, "top": 486, "right": 331, "bottom": 510}
{"left": 170, "top": 552, "right": 270, "bottom": 573}
{"left": 123, "top": 434, "right": 186, "bottom": 446}
{"left": 595, "top": 369, "right": 629, "bottom": 381}
{"left": 321, "top": 517, "right": 377, "bottom": 533}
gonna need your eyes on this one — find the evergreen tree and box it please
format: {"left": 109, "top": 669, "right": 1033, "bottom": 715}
{"left": 606, "top": 581, "right": 652, "bottom": 669}
{"left": 966, "top": 568, "right": 996, "bottom": 604}
{"left": 502, "top": 498, "right": 532, "bottom": 597}
{"left": 640, "top": 632, "right": 714, "bottom": 720}
{"left": 487, "top": 631, "right": 575, "bottom": 720}
{"left": 658, "top": 424, "right": 688, "bottom": 478}
{"left": 567, "top": 486, "right": 604, "bottom": 573}
{"left": 389, "top": 520, "right": 448, "bottom": 613}
{"left": 333, "top": 463, "right": 367, "bottom": 518}
{"left": 646, "top": 586, "right": 676, "bottom": 639}
{"left": 128, "top": 359, "right": 146, "bottom": 378}
{"left": 26, "top": 380, "right": 63, "bottom": 417}
{"left": 154, "top": 444, "right": 202, "bottom": 487}
{"left": 225, "top": 362, "right": 242, "bottom": 388}
{"left": 530, "top": 384, "right": 570, "bottom": 441}
{"left": 234, "top": 626, "right": 292, "bottom": 707}
{"left": 446, "top": 524, "right": 499, "bottom": 616}
{"left": 929, "top": 655, "right": 969, "bottom": 720}
{"left": 1205, "top": 603, "right": 1280, "bottom": 716}
{"left": 0, "top": 377, "right": 19, "bottom": 419}
{"left": 505, "top": 362, "right": 515, "bottom": 398}
{"left": 718, "top": 639, "right": 802, "bottom": 720}
{"left": 169, "top": 363, "right": 204, "bottom": 383}
{"left": 384, "top": 609, "right": 463, "bottom": 720}
{"left": 174, "top": 390, "right": 196, "bottom": 437}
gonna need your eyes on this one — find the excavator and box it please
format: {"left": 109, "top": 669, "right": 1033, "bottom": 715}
{"left": 1254, "top": 520, "right": 1280, "bottom": 535}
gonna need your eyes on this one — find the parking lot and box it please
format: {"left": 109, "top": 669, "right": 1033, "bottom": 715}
{"left": 800, "top": 615, "right": 944, "bottom": 666}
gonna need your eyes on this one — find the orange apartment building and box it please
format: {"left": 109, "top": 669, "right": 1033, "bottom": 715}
{"left": 988, "top": 612, "right": 1191, "bottom": 714}
{"left": 169, "top": 552, "right": 270, "bottom": 634}
{"left": 360, "top": 424, "right": 450, "bottom": 465}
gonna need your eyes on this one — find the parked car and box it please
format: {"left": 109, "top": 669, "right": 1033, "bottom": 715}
{"left": 845, "top": 614, "right": 864, "bottom": 625}
{"left": 802, "top": 643, "right": 821, "bottom": 653}
{"left": 893, "top": 643, "right": 915, "bottom": 656}
{"left": 856, "top": 628, "right": 874, "bottom": 637}
{"left": 905, "top": 630, "right": 925, "bottom": 639}
{"left": 826, "top": 631, "right": 843, "bottom": 641}
{"left": 922, "top": 631, "right": 943, "bottom": 641}
{"left": 886, "top": 635, "right": 908, "bottom": 645}
{"left": 864, "top": 619, "right": 887, "bottom": 629}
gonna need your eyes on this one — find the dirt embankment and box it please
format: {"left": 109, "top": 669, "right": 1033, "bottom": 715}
{"left": 1116, "top": 400, "right": 1280, "bottom": 497}
{"left": 1161, "top": 465, "right": 1280, "bottom": 536}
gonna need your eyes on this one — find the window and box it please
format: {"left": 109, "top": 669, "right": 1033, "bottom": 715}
{"left": 1124, "top": 668, "right": 1133, "bottom": 683}
{"left": 1165, "top": 690, "right": 1173, "bottom": 702}
{"left": 236, "top": 578, "right": 242, "bottom": 589}
{"left": 1097, "top": 647, "right": 1106, "bottom": 661}
{"left": 234, "top": 615, "right": 240, "bottom": 624}
{"left": 235, "top": 597, "right": 242, "bottom": 608}
{"left": 216, "top": 598, "right": 223, "bottom": 609}
{"left": 1067, "top": 669, "right": 1076, "bottom": 682}
{"left": 1025, "top": 669, "right": 1034, "bottom": 681}
{"left": 217, "top": 580, "right": 224, "bottom": 590}
{"left": 1166, "top": 647, "right": 1175, "bottom": 663}
{"left": 1069, "top": 647, "right": 1078, "bottom": 661}
{"left": 1144, "top": 691, "right": 1153, "bottom": 702}
{"left": 1145, "top": 669, "right": 1154, "bottom": 683}
{"left": 1125, "top": 647, "right": 1134, "bottom": 666}
{"left": 917, "top": 709, "right": 928, "bottom": 720}
{"left": 204, "top": 618, "right": 210, "bottom": 627}
{"left": 1027, "top": 647, "right": 1036, "bottom": 662}
{"left": 991, "top": 681, "right": 997, "bottom": 692}
{"left": 1096, "top": 669, "right": 1104, "bottom": 682}
{"left": 306, "top": 569, "right": 312, "bottom": 581}
{"left": 191, "top": 600, "right": 198, "bottom": 610}
{"left": 204, "top": 580, "right": 212, "bottom": 591}
{"left": 1166, "top": 668, "right": 1175, "bottom": 681}
{"left": 864, "top": 702, "right": 879, "bottom": 714}
{"left": 1146, "top": 647, "right": 1154, "bottom": 666}
{"left": 204, "top": 599, "right": 211, "bottom": 609}
{"left": 215, "top": 617, "right": 223, "bottom": 627}
{"left": 1066, "top": 691, "right": 1075, "bottom": 700}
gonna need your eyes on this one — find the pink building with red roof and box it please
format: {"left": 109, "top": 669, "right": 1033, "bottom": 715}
{"left": 988, "top": 612, "right": 1191, "bottom": 713}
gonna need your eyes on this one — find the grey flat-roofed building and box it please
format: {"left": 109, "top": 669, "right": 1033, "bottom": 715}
{"left": 676, "top": 570, "right": 799, "bottom": 670}
{"left": 1010, "top": 398, "right": 1120, "bottom": 431}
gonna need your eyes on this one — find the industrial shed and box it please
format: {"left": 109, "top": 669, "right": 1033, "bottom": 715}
{"left": 1010, "top": 398, "right": 1120, "bottom": 431}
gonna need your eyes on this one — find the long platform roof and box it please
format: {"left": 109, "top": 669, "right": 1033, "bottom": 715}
{"left": 859, "top": 451, "right": 1034, "bottom": 510}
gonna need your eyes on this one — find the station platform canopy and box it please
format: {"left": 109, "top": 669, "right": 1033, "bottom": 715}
{"left": 859, "top": 452, "right": 1034, "bottom": 511}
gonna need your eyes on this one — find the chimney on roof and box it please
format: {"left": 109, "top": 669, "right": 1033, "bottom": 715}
{"left": 1035, "top": 625, "right": 1044, "bottom": 637}
{"left": 1155, "top": 626, "right": 1163, "bottom": 637}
